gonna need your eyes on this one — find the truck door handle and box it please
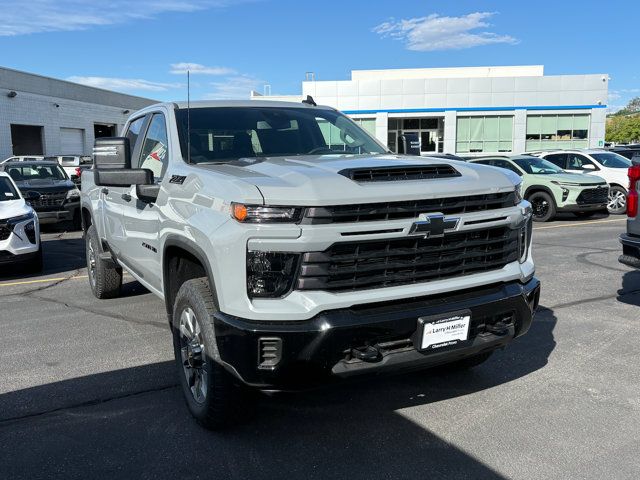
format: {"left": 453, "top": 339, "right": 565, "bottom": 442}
{"left": 121, "top": 193, "right": 132, "bottom": 202}
{"left": 101, "top": 188, "right": 109, "bottom": 195}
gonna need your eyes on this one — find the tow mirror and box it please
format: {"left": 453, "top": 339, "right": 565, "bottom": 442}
{"left": 94, "top": 168, "right": 153, "bottom": 187}
{"left": 93, "top": 137, "right": 131, "bottom": 169}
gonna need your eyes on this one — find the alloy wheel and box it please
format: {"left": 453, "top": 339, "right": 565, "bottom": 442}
{"left": 608, "top": 190, "right": 626, "bottom": 214}
{"left": 179, "top": 307, "right": 208, "bottom": 404}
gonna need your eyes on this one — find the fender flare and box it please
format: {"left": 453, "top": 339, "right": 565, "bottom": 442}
{"left": 162, "top": 235, "right": 219, "bottom": 313}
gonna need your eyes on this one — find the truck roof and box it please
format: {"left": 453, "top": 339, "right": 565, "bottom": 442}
{"left": 168, "top": 100, "right": 332, "bottom": 110}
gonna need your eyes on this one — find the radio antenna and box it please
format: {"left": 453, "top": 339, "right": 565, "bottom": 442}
{"left": 187, "top": 70, "right": 191, "bottom": 164}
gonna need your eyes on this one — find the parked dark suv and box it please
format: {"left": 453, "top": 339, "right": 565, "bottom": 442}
{"left": 0, "top": 160, "right": 81, "bottom": 228}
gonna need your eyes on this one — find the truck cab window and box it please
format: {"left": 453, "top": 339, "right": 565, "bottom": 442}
{"left": 138, "top": 113, "right": 169, "bottom": 180}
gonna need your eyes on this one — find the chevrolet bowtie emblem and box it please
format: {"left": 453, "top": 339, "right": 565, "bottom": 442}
{"left": 409, "top": 214, "right": 460, "bottom": 238}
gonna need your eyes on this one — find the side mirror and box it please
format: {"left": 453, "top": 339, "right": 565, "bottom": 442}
{"left": 582, "top": 163, "right": 597, "bottom": 171}
{"left": 24, "top": 190, "right": 40, "bottom": 201}
{"left": 94, "top": 168, "right": 153, "bottom": 187}
{"left": 93, "top": 137, "right": 131, "bottom": 169}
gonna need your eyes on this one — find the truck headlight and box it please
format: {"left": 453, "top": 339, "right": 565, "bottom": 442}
{"left": 232, "top": 203, "right": 303, "bottom": 223}
{"left": 66, "top": 188, "right": 80, "bottom": 201}
{"left": 246, "top": 251, "right": 300, "bottom": 298}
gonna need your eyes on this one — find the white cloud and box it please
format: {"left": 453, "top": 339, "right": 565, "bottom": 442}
{"left": 169, "top": 63, "right": 236, "bottom": 75}
{"left": 67, "top": 76, "right": 182, "bottom": 92}
{"left": 203, "top": 75, "right": 265, "bottom": 100}
{"left": 373, "top": 12, "right": 518, "bottom": 51}
{"left": 0, "top": 0, "right": 235, "bottom": 36}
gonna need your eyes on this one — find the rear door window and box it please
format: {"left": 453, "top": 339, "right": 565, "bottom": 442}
{"left": 544, "top": 154, "right": 567, "bottom": 169}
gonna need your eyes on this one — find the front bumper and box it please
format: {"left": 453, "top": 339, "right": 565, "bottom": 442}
{"left": 213, "top": 278, "right": 540, "bottom": 390}
{"left": 619, "top": 233, "right": 640, "bottom": 268}
{"left": 35, "top": 201, "right": 79, "bottom": 224}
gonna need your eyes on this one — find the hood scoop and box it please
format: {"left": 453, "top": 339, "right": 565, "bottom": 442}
{"left": 339, "top": 164, "right": 461, "bottom": 183}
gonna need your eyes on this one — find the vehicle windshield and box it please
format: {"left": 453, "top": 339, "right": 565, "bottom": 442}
{"left": 4, "top": 164, "right": 68, "bottom": 182}
{"left": 174, "top": 106, "right": 386, "bottom": 163}
{"left": 0, "top": 177, "right": 19, "bottom": 201}
{"left": 513, "top": 157, "right": 564, "bottom": 175}
{"left": 591, "top": 152, "right": 631, "bottom": 168}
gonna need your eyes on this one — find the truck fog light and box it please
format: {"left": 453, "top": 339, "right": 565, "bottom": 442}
{"left": 247, "top": 251, "right": 300, "bottom": 298}
{"left": 519, "top": 217, "right": 533, "bottom": 263}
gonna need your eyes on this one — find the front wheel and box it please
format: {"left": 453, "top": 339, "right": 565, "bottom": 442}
{"left": 528, "top": 191, "right": 556, "bottom": 222}
{"left": 85, "top": 225, "right": 122, "bottom": 299}
{"left": 172, "top": 278, "right": 239, "bottom": 430}
{"left": 607, "top": 186, "right": 627, "bottom": 215}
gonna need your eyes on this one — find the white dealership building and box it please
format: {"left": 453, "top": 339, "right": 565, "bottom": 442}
{"left": 251, "top": 65, "right": 609, "bottom": 156}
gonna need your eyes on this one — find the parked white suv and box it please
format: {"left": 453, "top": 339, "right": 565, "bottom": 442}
{"left": 536, "top": 150, "right": 631, "bottom": 214}
{"left": 0, "top": 172, "right": 42, "bottom": 271}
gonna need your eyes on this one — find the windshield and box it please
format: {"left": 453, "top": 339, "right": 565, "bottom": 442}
{"left": 513, "top": 157, "right": 564, "bottom": 175}
{"left": 591, "top": 152, "right": 631, "bottom": 168}
{"left": 174, "top": 107, "right": 386, "bottom": 163}
{"left": 4, "top": 164, "right": 68, "bottom": 182}
{"left": 0, "top": 177, "right": 19, "bottom": 201}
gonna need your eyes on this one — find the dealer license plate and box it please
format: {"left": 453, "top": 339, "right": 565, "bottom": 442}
{"left": 419, "top": 312, "right": 471, "bottom": 351}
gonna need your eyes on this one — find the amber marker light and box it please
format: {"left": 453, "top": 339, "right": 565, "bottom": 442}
{"left": 232, "top": 203, "right": 248, "bottom": 222}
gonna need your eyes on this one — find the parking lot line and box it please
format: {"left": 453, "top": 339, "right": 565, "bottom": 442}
{"left": 534, "top": 217, "right": 626, "bottom": 231}
{"left": 0, "top": 275, "right": 88, "bottom": 287}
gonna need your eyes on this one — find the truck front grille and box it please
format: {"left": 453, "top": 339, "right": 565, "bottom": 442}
{"left": 296, "top": 226, "right": 519, "bottom": 292}
{"left": 31, "top": 191, "right": 67, "bottom": 210}
{"left": 576, "top": 187, "right": 608, "bottom": 205}
{"left": 303, "top": 192, "right": 515, "bottom": 224}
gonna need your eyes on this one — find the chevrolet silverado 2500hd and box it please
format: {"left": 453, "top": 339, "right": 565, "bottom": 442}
{"left": 80, "top": 100, "right": 540, "bottom": 429}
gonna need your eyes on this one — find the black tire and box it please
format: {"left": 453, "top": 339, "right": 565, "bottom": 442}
{"left": 172, "top": 278, "right": 238, "bottom": 430}
{"left": 607, "top": 185, "right": 627, "bottom": 215}
{"left": 528, "top": 191, "right": 556, "bottom": 222}
{"left": 86, "top": 225, "right": 122, "bottom": 299}
{"left": 445, "top": 351, "right": 493, "bottom": 370}
{"left": 573, "top": 211, "right": 597, "bottom": 219}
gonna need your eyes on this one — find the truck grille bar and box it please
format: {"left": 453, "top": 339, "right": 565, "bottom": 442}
{"left": 303, "top": 192, "right": 515, "bottom": 224}
{"left": 296, "top": 226, "right": 519, "bottom": 292}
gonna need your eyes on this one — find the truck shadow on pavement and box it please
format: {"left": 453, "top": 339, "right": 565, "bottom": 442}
{"left": 617, "top": 270, "right": 640, "bottom": 307}
{"left": 0, "top": 308, "right": 557, "bottom": 480}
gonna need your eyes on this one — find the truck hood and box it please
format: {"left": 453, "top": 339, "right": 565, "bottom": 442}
{"left": 199, "top": 154, "right": 518, "bottom": 205}
{"left": 0, "top": 199, "right": 31, "bottom": 221}
{"left": 14, "top": 178, "right": 75, "bottom": 192}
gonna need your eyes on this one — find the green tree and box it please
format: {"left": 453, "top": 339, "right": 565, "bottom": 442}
{"left": 612, "top": 96, "right": 640, "bottom": 117}
{"left": 606, "top": 115, "right": 640, "bottom": 143}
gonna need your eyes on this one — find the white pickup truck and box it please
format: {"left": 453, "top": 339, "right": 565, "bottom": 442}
{"left": 80, "top": 99, "right": 540, "bottom": 428}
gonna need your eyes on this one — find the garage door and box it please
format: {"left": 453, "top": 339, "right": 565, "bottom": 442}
{"left": 60, "top": 128, "right": 85, "bottom": 154}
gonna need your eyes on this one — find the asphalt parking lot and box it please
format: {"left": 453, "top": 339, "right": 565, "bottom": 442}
{"left": 0, "top": 215, "right": 639, "bottom": 480}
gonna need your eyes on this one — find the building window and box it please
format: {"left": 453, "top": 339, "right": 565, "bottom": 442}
{"left": 353, "top": 118, "right": 376, "bottom": 137}
{"left": 388, "top": 117, "right": 444, "bottom": 153}
{"left": 456, "top": 116, "right": 513, "bottom": 153}
{"left": 317, "top": 118, "right": 376, "bottom": 148}
{"left": 525, "top": 114, "right": 590, "bottom": 151}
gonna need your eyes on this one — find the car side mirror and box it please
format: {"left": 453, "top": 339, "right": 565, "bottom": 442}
{"left": 93, "top": 137, "right": 131, "bottom": 169}
{"left": 94, "top": 168, "right": 153, "bottom": 187}
{"left": 24, "top": 190, "right": 40, "bottom": 201}
{"left": 582, "top": 164, "right": 597, "bottom": 171}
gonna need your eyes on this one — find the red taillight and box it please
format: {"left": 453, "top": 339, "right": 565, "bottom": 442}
{"left": 627, "top": 165, "right": 640, "bottom": 218}
{"left": 75, "top": 167, "right": 82, "bottom": 177}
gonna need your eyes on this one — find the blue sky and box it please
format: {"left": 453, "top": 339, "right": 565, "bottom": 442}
{"left": 0, "top": 0, "right": 637, "bottom": 111}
